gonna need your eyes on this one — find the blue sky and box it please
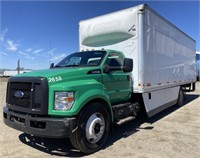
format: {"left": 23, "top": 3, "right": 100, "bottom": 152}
{"left": 0, "top": 1, "right": 199, "bottom": 70}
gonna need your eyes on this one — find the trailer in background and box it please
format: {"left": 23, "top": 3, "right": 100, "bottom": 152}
{"left": 196, "top": 52, "right": 200, "bottom": 81}
{"left": 3, "top": 70, "right": 31, "bottom": 77}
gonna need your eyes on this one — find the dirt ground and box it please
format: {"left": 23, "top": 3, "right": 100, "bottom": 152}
{"left": 0, "top": 78, "right": 200, "bottom": 158}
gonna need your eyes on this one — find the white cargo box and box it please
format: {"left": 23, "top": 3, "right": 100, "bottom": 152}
{"left": 79, "top": 4, "right": 196, "bottom": 93}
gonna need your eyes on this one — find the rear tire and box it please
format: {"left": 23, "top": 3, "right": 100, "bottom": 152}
{"left": 176, "top": 87, "right": 184, "bottom": 107}
{"left": 70, "top": 102, "right": 111, "bottom": 154}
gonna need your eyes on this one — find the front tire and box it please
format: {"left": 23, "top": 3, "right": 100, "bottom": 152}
{"left": 70, "top": 102, "right": 111, "bottom": 154}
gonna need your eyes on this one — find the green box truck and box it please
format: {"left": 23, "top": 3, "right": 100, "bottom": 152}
{"left": 3, "top": 4, "right": 196, "bottom": 154}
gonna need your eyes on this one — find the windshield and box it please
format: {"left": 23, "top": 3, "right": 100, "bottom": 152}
{"left": 55, "top": 51, "right": 106, "bottom": 68}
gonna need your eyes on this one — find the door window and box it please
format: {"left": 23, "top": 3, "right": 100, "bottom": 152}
{"left": 105, "top": 52, "right": 123, "bottom": 70}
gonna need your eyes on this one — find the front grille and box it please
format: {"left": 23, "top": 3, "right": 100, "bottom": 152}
{"left": 6, "top": 77, "right": 48, "bottom": 115}
{"left": 10, "top": 82, "right": 32, "bottom": 108}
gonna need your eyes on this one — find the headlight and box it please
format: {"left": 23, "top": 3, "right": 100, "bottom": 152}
{"left": 54, "top": 92, "right": 74, "bottom": 111}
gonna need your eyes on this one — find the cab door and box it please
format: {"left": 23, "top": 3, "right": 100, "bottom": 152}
{"left": 102, "top": 52, "right": 132, "bottom": 104}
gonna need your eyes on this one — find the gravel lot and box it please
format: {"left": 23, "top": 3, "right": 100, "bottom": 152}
{"left": 1, "top": 78, "right": 200, "bottom": 158}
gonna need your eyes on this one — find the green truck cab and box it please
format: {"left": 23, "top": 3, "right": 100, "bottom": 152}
{"left": 3, "top": 49, "right": 138, "bottom": 153}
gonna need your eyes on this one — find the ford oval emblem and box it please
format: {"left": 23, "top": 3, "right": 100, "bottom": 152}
{"left": 14, "top": 91, "right": 24, "bottom": 99}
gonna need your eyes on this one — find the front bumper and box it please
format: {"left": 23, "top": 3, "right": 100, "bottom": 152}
{"left": 3, "top": 106, "right": 76, "bottom": 138}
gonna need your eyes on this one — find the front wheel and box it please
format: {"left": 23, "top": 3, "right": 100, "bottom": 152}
{"left": 70, "top": 102, "right": 111, "bottom": 154}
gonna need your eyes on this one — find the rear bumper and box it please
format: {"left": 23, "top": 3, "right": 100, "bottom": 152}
{"left": 3, "top": 106, "right": 76, "bottom": 138}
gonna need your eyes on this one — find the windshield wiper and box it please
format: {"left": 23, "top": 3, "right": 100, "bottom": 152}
{"left": 54, "top": 65, "right": 79, "bottom": 68}
{"left": 64, "top": 65, "right": 80, "bottom": 67}
{"left": 54, "top": 65, "right": 62, "bottom": 68}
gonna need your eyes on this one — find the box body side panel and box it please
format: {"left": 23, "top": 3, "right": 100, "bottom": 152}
{"left": 142, "top": 7, "right": 196, "bottom": 92}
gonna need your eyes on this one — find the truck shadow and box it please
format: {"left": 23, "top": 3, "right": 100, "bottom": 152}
{"left": 18, "top": 134, "right": 85, "bottom": 157}
{"left": 18, "top": 94, "right": 199, "bottom": 157}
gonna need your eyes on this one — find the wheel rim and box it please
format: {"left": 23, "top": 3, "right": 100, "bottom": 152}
{"left": 85, "top": 113, "right": 105, "bottom": 144}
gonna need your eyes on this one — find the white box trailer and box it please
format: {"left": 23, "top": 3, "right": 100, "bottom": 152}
{"left": 3, "top": 71, "right": 18, "bottom": 77}
{"left": 196, "top": 52, "right": 200, "bottom": 81}
{"left": 79, "top": 4, "right": 196, "bottom": 117}
{"left": 3, "top": 70, "right": 31, "bottom": 77}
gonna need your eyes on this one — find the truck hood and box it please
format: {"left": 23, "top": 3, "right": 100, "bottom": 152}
{"left": 15, "top": 67, "right": 101, "bottom": 84}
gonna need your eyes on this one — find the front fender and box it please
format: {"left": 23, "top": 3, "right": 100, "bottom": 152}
{"left": 75, "top": 88, "right": 112, "bottom": 115}
{"left": 48, "top": 79, "right": 112, "bottom": 118}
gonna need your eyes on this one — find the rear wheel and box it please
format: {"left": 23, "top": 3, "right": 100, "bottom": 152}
{"left": 176, "top": 87, "right": 184, "bottom": 107}
{"left": 70, "top": 102, "right": 111, "bottom": 154}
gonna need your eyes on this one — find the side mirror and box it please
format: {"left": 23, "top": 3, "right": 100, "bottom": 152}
{"left": 50, "top": 63, "right": 54, "bottom": 69}
{"left": 123, "top": 58, "right": 133, "bottom": 72}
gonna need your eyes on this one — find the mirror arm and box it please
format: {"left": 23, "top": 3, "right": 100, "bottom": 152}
{"left": 50, "top": 63, "right": 54, "bottom": 69}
